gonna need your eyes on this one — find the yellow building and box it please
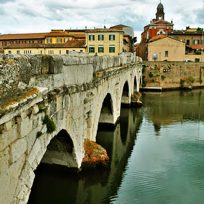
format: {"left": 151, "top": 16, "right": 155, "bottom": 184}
{"left": 85, "top": 29, "right": 124, "bottom": 56}
{"left": 110, "top": 24, "right": 135, "bottom": 52}
{"left": 4, "top": 40, "right": 86, "bottom": 55}
{"left": 0, "top": 30, "right": 86, "bottom": 54}
{"left": 44, "top": 30, "right": 85, "bottom": 44}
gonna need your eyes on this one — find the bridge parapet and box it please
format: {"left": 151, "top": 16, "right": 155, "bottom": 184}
{"left": 0, "top": 53, "right": 141, "bottom": 101}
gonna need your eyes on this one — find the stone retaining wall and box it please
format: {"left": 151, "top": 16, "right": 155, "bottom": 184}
{"left": 143, "top": 61, "right": 204, "bottom": 89}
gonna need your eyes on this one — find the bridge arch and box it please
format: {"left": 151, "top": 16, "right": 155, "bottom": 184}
{"left": 134, "top": 76, "right": 137, "bottom": 92}
{"left": 41, "top": 129, "right": 78, "bottom": 167}
{"left": 121, "top": 81, "right": 131, "bottom": 105}
{"left": 98, "top": 93, "right": 114, "bottom": 124}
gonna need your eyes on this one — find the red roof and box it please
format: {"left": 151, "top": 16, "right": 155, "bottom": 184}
{"left": 189, "top": 44, "right": 204, "bottom": 50}
{"left": 149, "top": 34, "right": 167, "bottom": 42}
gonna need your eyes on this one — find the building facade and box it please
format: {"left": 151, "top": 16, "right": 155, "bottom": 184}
{"left": 4, "top": 40, "right": 86, "bottom": 55}
{"left": 169, "top": 27, "right": 204, "bottom": 55}
{"left": 85, "top": 29, "right": 124, "bottom": 56}
{"left": 148, "top": 35, "right": 204, "bottom": 62}
{"left": 148, "top": 36, "right": 185, "bottom": 61}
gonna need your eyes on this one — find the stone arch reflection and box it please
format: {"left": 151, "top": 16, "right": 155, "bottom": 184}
{"left": 134, "top": 76, "right": 137, "bottom": 92}
{"left": 120, "top": 108, "right": 129, "bottom": 144}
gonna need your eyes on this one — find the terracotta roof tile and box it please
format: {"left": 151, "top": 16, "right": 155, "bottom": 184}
{"left": 4, "top": 40, "right": 86, "bottom": 49}
{"left": 189, "top": 44, "right": 204, "bottom": 50}
{"left": 0, "top": 33, "right": 48, "bottom": 40}
{"left": 85, "top": 28, "right": 123, "bottom": 33}
{"left": 149, "top": 34, "right": 167, "bottom": 42}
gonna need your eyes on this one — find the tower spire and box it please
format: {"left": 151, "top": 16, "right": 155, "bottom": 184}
{"left": 156, "top": 2, "right": 165, "bottom": 20}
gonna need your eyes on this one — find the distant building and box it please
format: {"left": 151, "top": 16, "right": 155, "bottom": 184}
{"left": 0, "top": 25, "right": 135, "bottom": 56}
{"left": 0, "top": 30, "right": 86, "bottom": 54}
{"left": 4, "top": 40, "right": 86, "bottom": 55}
{"left": 169, "top": 27, "right": 204, "bottom": 55}
{"left": 85, "top": 28, "right": 124, "bottom": 56}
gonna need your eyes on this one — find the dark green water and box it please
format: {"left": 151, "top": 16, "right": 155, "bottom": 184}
{"left": 28, "top": 90, "right": 204, "bottom": 204}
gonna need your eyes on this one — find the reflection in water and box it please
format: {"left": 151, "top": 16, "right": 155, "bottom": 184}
{"left": 29, "top": 90, "right": 204, "bottom": 204}
{"left": 111, "top": 90, "right": 204, "bottom": 204}
{"left": 28, "top": 108, "right": 143, "bottom": 204}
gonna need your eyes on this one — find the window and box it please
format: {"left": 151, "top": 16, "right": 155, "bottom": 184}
{"left": 64, "top": 38, "right": 68, "bottom": 43}
{"left": 109, "top": 34, "right": 115, "bottom": 41}
{"left": 193, "top": 40, "right": 199, "bottom": 44}
{"left": 89, "top": 46, "right": 95, "bottom": 53}
{"left": 98, "top": 46, "right": 104, "bottom": 53}
{"left": 17, "top": 50, "right": 20, "bottom": 54}
{"left": 80, "top": 50, "right": 83, "bottom": 52}
{"left": 186, "top": 40, "right": 190, "bottom": 45}
{"left": 98, "top": 34, "right": 104, "bottom": 41}
{"left": 24, "top": 50, "right": 32, "bottom": 54}
{"left": 165, "top": 51, "right": 168, "bottom": 57}
{"left": 66, "top": 50, "right": 69, "bottom": 54}
{"left": 8, "top": 50, "right": 11, "bottom": 54}
{"left": 109, "top": 45, "right": 115, "bottom": 53}
{"left": 47, "top": 38, "right": 52, "bottom": 44}
{"left": 48, "top": 50, "right": 54, "bottom": 54}
{"left": 89, "top": 35, "right": 95, "bottom": 41}
{"left": 57, "top": 38, "right": 62, "bottom": 43}
{"left": 59, "top": 50, "right": 61, "bottom": 54}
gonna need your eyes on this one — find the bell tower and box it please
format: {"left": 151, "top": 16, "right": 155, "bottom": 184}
{"left": 156, "top": 2, "right": 165, "bottom": 20}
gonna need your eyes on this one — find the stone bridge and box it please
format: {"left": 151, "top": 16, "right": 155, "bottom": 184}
{"left": 0, "top": 53, "right": 142, "bottom": 204}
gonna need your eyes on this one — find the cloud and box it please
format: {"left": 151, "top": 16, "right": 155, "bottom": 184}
{"left": 0, "top": 0, "right": 203, "bottom": 39}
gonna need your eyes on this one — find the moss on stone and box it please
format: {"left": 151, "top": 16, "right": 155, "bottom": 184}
{"left": 43, "top": 115, "right": 56, "bottom": 134}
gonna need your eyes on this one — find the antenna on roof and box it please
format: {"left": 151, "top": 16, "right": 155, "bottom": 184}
{"left": 104, "top": 19, "right": 106, "bottom": 28}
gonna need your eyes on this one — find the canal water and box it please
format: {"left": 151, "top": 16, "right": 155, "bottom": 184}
{"left": 28, "top": 90, "right": 204, "bottom": 204}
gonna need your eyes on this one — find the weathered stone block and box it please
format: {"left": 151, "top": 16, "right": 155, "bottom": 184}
{"left": 10, "top": 138, "right": 27, "bottom": 163}
{"left": 27, "top": 139, "right": 42, "bottom": 169}
{"left": 49, "top": 55, "right": 63, "bottom": 74}
{"left": 20, "top": 117, "right": 33, "bottom": 138}
{"left": 0, "top": 153, "right": 25, "bottom": 204}
{"left": 0, "top": 147, "right": 9, "bottom": 173}
{"left": 0, "top": 126, "right": 18, "bottom": 152}
{"left": 32, "top": 104, "right": 39, "bottom": 114}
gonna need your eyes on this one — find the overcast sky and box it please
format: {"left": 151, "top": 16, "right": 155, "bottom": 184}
{"left": 0, "top": 0, "right": 204, "bottom": 41}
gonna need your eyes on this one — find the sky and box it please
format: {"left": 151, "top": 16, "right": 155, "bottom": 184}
{"left": 0, "top": 0, "right": 204, "bottom": 41}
